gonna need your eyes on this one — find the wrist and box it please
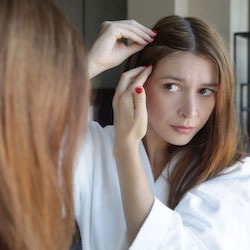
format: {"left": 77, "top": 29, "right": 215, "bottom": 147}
{"left": 88, "top": 54, "right": 100, "bottom": 79}
{"left": 113, "top": 137, "right": 140, "bottom": 160}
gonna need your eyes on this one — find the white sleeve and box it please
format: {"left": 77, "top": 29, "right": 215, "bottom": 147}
{"left": 73, "top": 122, "right": 96, "bottom": 247}
{"left": 129, "top": 181, "right": 250, "bottom": 250}
{"left": 73, "top": 121, "right": 117, "bottom": 249}
{"left": 129, "top": 197, "right": 210, "bottom": 250}
{"left": 74, "top": 121, "right": 113, "bottom": 221}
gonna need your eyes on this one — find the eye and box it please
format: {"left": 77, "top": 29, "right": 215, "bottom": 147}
{"left": 199, "top": 88, "right": 214, "bottom": 96}
{"left": 164, "top": 83, "right": 180, "bottom": 92}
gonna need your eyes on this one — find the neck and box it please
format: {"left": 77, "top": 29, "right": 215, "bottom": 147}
{"left": 143, "top": 129, "right": 169, "bottom": 180}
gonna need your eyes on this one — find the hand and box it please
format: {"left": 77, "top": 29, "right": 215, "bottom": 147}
{"left": 112, "top": 65, "right": 153, "bottom": 148}
{"left": 88, "top": 20, "right": 156, "bottom": 78}
{"left": 112, "top": 66, "right": 154, "bottom": 241}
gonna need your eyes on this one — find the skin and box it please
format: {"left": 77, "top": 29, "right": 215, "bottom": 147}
{"left": 88, "top": 20, "right": 156, "bottom": 78}
{"left": 89, "top": 21, "right": 219, "bottom": 243}
{"left": 113, "top": 51, "right": 219, "bottom": 241}
{"left": 87, "top": 21, "right": 156, "bottom": 243}
{"left": 143, "top": 51, "right": 219, "bottom": 179}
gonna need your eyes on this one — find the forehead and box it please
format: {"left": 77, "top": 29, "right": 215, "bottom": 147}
{"left": 153, "top": 51, "right": 218, "bottom": 83}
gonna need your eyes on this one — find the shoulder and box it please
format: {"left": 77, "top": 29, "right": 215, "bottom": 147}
{"left": 76, "top": 119, "right": 115, "bottom": 154}
{"left": 218, "top": 156, "right": 250, "bottom": 177}
{"left": 173, "top": 158, "right": 250, "bottom": 248}
{"left": 86, "top": 120, "right": 114, "bottom": 142}
{"left": 77, "top": 121, "right": 114, "bottom": 155}
{"left": 176, "top": 156, "right": 250, "bottom": 229}
{"left": 177, "top": 156, "right": 250, "bottom": 218}
{"left": 73, "top": 121, "right": 115, "bottom": 181}
{"left": 201, "top": 156, "right": 250, "bottom": 189}
{"left": 189, "top": 156, "right": 250, "bottom": 201}
{"left": 133, "top": 158, "right": 250, "bottom": 249}
{"left": 73, "top": 121, "right": 116, "bottom": 220}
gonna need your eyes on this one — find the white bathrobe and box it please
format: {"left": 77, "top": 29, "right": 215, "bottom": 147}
{"left": 74, "top": 121, "right": 250, "bottom": 250}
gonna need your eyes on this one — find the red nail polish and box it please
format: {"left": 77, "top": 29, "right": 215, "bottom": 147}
{"left": 136, "top": 87, "right": 143, "bottom": 94}
{"left": 152, "top": 29, "right": 157, "bottom": 34}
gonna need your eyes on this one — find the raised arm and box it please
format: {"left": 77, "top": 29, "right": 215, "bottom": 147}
{"left": 112, "top": 65, "right": 154, "bottom": 242}
{"left": 88, "top": 20, "right": 156, "bottom": 78}
{"left": 111, "top": 65, "right": 250, "bottom": 250}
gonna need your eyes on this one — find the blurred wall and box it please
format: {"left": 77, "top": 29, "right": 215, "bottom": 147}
{"left": 54, "top": 0, "right": 127, "bottom": 88}
{"left": 54, "top": 0, "right": 249, "bottom": 126}
{"left": 53, "top": 0, "right": 83, "bottom": 36}
{"left": 128, "top": 0, "right": 249, "bottom": 116}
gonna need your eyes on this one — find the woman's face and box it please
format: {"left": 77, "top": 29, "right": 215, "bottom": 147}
{"left": 144, "top": 51, "right": 219, "bottom": 146}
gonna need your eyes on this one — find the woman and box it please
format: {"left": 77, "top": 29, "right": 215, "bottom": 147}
{"left": 0, "top": 0, "right": 90, "bottom": 249}
{"left": 75, "top": 16, "right": 250, "bottom": 249}
{"left": 0, "top": 0, "right": 154, "bottom": 249}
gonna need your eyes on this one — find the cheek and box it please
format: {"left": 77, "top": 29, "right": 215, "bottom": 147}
{"left": 145, "top": 88, "right": 158, "bottom": 112}
{"left": 146, "top": 93, "right": 172, "bottom": 115}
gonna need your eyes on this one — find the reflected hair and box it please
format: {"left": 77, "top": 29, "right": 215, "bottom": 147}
{"left": 0, "top": 0, "right": 89, "bottom": 249}
{"left": 125, "top": 15, "right": 246, "bottom": 208}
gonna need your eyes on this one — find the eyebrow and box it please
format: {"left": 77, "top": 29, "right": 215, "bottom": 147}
{"left": 159, "top": 76, "right": 219, "bottom": 87}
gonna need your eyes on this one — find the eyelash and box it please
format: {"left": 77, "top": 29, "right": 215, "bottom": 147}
{"left": 164, "top": 83, "right": 179, "bottom": 92}
{"left": 198, "top": 88, "right": 215, "bottom": 96}
{"left": 163, "top": 83, "right": 216, "bottom": 96}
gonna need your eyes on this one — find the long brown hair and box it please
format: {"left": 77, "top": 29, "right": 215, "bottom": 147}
{"left": 0, "top": 0, "right": 90, "bottom": 249}
{"left": 125, "top": 15, "right": 246, "bottom": 208}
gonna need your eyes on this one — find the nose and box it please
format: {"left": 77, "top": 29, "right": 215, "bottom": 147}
{"left": 178, "top": 96, "right": 198, "bottom": 118}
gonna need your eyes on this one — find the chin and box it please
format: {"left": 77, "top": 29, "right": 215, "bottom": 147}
{"left": 171, "top": 141, "right": 190, "bottom": 146}
{"left": 167, "top": 136, "right": 193, "bottom": 146}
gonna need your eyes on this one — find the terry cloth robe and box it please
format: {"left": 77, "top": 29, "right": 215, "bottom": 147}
{"left": 74, "top": 121, "right": 250, "bottom": 250}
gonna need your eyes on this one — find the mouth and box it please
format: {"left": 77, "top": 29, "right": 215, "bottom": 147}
{"left": 171, "top": 125, "right": 194, "bottom": 135}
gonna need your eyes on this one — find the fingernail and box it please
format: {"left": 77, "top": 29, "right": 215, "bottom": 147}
{"left": 152, "top": 29, "right": 157, "bottom": 35}
{"left": 144, "top": 39, "right": 151, "bottom": 43}
{"left": 136, "top": 87, "right": 143, "bottom": 94}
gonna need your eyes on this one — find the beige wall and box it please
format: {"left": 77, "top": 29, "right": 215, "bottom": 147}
{"left": 53, "top": 0, "right": 83, "bottom": 36}
{"left": 188, "top": 0, "right": 230, "bottom": 43}
{"left": 128, "top": 0, "right": 175, "bottom": 28}
{"left": 128, "top": 0, "right": 249, "bottom": 114}
{"left": 128, "top": 0, "right": 248, "bottom": 46}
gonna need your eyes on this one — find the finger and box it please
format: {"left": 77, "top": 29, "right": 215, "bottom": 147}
{"left": 115, "top": 66, "right": 147, "bottom": 96}
{"left": 116, "top": 65, "right": 152, "bottom": 112}
{"left": 133, "top": 87, "right": 148, "bottom": 139}
{"left": 133, "top": 87, "right": 147, "bottom": 119}
{"left": 129, "top": 65, "right": 153, "bottom": 90}
{"left": 104, "top": 20, "right": 155, "bottom": 45}
{"left": 129, "top": 65, "right": 152, "bottom": 121}
{"left": 116, "top": 20, "right": 156, "bottom": 38}
{"left": 115, "top": 26, "right": 154, "bottom": 45}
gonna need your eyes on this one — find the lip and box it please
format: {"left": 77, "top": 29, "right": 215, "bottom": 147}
{"left": 171, "top": 125, "right": 194, "bottom": 135}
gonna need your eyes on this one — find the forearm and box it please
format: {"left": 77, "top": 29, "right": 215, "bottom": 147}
{"left": 87, "top": 20, "right": 156, "bottom": 79}
{"left": 88, "top": 52, "right": 106, "bottom": 79}
{"left": 114, "top": 141, "right": 154, "bottom": 242}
